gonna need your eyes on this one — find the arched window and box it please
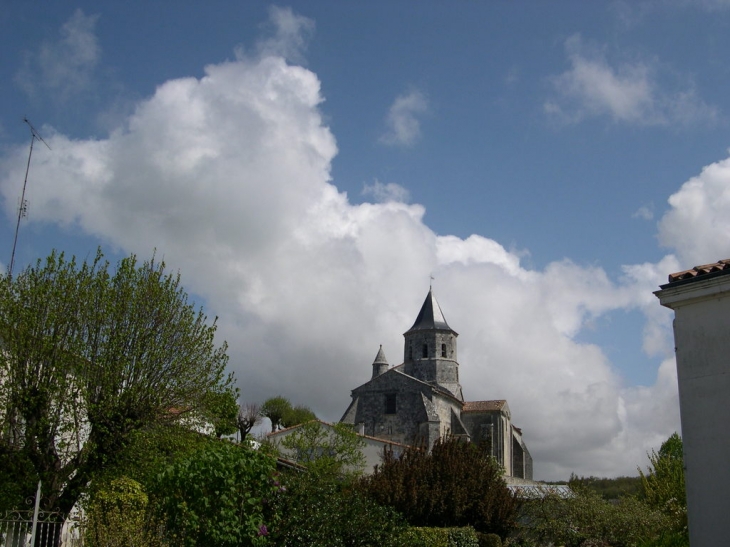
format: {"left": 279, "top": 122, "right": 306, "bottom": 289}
{"left": 441, "top": 343, "right": 447, "bottom": 358}
{"left": 409, "top": 345, "right": 413, "bottom": 360}
{"left": 422, "top": 344, "right": 428, "bottom": 358}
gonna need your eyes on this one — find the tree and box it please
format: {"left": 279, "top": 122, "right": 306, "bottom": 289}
{"left": 260, "top": 396, "right": 292, "bottom": 432}
{"left": 360, "top": 437, "right": 519, "bottom": 539}
{"left": 203, "top": 390, "right": 240, "bottom": 438}
{"left": 280, "top": 404, "right": 316, "bottom": 429}
{"left": 260, "top": 396, "right": 316, "bottom": 432}
{"left": 279, "top": 421, "right": 366, "bottom": 479}
{"left": 237, "top": 402, "right": 261, "bottom": 441}
{"left": 639, "top": 432, "right": 687, "bottom": 535}
{"left": 0, "top": 250, "right": 233, "bottom": 516}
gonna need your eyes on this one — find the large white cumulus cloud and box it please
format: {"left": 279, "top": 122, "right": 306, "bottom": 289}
{"left": 0, "top": 11, "right": 685, "bottom": 479}
{"left": 658, "top": 155, "right": 730, "bottom": 266}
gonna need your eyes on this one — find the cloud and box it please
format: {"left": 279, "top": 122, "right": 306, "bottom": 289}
{"left": 379, "top": 90, "right": 429, "bottom": 147}
{"left": 0, "top": 13, "right": 684, "bottom": 480}
{"left": 545, "top": 34, "right": 718, "bottom": 127}
{"left": 633, "top": 204, "right": 654, "bottom": 221}
{"left": 14, "top": 9, "right": 101, "bottom": 102}
{"left": 362, "top": 180, "right": 411, "bottom": 203}
{"left": 250, "top": 6, "right": 315, "bottom": 65}
{"left": 658, "top": 154, "right": 730, "bottom": 266}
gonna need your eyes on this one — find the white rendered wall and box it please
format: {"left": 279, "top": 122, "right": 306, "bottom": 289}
{"left": 656, "top": 274, "right": 730, "bottom": 547}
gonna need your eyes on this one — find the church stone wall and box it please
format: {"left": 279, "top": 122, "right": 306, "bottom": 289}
{"left": 348, "top": 374, "right": 432, "bottom": 445}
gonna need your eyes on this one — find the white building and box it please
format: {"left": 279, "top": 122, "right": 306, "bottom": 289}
{"left": 654, "top": 259, "right": 730, "bottom": 547}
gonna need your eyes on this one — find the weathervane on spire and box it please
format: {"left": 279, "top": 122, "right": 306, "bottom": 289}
{"left": 9, "top": 117, "right": 51, "bottom": 277}
{"left": 430, "top": 274, "right": 435, "bottom": 289}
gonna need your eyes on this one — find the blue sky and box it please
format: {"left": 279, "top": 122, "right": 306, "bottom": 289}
{"left": 2, "top": 1, "right": 730, "bottom": 479}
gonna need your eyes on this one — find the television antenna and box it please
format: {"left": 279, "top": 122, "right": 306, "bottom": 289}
{"left": 8, "top": 118, "right": 51, "bottom": 277}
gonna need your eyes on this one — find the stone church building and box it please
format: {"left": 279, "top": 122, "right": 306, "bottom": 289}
{"left": 340, "top": 288, "right": 533, "bottom": 480}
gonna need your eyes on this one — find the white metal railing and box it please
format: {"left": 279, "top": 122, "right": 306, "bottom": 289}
{"left": 0, "top": 482, "right": 81, "bottom": 547}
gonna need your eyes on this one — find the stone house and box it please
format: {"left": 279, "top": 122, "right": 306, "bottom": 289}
{"left": 340, "top": 288, "right": 532, "bottom": 480}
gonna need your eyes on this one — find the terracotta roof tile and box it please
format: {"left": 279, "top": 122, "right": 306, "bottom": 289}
{"left": 462, "top": 400, "right": 506, "bottom": 412}
{"left": 667, "top": 259, "right": 730, "bottom": 283}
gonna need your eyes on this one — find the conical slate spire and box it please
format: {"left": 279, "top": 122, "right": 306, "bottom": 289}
{"left": 371, "top": 344, "right": 390, "bottom": 379}
{"left": 372, "top": 344, "right": 389, "bottom": 365}
{"left": 407, "top": 288, "right": 455, "bottom": 333}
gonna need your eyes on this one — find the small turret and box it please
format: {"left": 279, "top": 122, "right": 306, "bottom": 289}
{"left": 372, "top": 345, "right": 389, "bottom": 379}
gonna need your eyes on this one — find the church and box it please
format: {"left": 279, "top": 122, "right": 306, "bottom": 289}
{"left": 340, "top": 288, "right": 533, "bottom": 480}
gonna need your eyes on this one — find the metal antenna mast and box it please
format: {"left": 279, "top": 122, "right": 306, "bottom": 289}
{"left": 8, "top": 118, "right": 50, "bottom": 277}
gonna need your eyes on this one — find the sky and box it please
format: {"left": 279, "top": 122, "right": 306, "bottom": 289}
{"left": 1, "top": 1, "right": 730, "bottom": 480}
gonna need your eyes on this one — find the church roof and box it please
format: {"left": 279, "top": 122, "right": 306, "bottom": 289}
{"left": 372, "top": 345, "right": 389, "bottom": 365}
{"left": 462, "top": 400, "right": 507, "bottom": 412}
{"left": 406, "top": 288, "right": 457, "bottom": 334}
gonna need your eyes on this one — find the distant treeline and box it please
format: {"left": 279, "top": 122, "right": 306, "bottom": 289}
{"left": 542, "top": 475, "right": 643, "bottom": 500}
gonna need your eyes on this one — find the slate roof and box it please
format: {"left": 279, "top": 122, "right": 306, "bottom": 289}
{"left": 462, "top": 400, "right": 507, "bottom": 412}
{"left": 406, "top": 288, "right": 457, "bottom": 334}
{"left": 372, "top": 345, "right": 389, "bottom": 365}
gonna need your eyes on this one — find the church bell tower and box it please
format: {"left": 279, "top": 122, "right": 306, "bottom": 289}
{"left": 403, "top": 288, "right": 463, "bottom": 401}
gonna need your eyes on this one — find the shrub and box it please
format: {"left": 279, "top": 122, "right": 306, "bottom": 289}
{"left": 638, "top": 433, "right": 687, "bottom": 537}
{"left": 149, "top": 441, "right": 278, "bottom": 547}
{"left": 398, "top": 527, "right": 450, "bottom": 547}
{"left": 448, "top": 526, "right": 480, "bottom": 547}
{"left": 81, "top": 477, "right": 163, "bottom": 547}
{"left": 271, "top": 472, "right": 405, "bottom": 547}
{"left": 476, "top": 532, "right": 502, "bottom": 547}
{"left": 511, "top": 490, "right": 671, "bottom": 547}
{"left": 360, "top": 436, "right": 519, "bottom": 539}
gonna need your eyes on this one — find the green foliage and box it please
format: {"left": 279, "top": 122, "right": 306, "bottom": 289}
{"left": 448, "top": 526, "right": 480, "bottom": 547}
{"left": 637, "top": 530, "right": 689, "bottom": 547}
{"left": 93, "top": 423, "right": 214, "bottom": 489}
{"left": 0, "top": 445, "right": 37, "bottom": 513}
{"left": 360, "top": 437, "right": 518, "bottom": 539}
{"left": 638, "top": 433, "right": 687, "bottom": 535}
{"left": 511, "top": 491, "right": 671, "bottom": 547}
{"left": 396, "top": 527, "right": 480, "bottom": 547}
{"left": 280, "top": 404, "right": 317, "bottom": 429}
{"left": 399, "top": 527, "right": 450, "bottom": 547}
{"left": 149, "top": 441, "right": 278, "bottom": 547}
{"left": 203, "top": 390, "right": 240, "bottom": 438}
{"left": 261, "top": 396, "right": 317, "bottom": 432}
{"left": 476, "top": 532, "right": 502, "bottom": 547}
{"left": 271, "top": 472, "right": 406, "bottom": 547}
{"left": 81, "top": 477, "right": 163, "bottom": 547}
{"left": 568, "top": 474, "right": 643, "bottom": 500}
{"left": 261, "top": 396, "right": 292, "bottom": 431}
{"left": 279, "top": 421, "right": 366, "bottom": 478}
{"left": 0, "top": 249, "right": 233, "bottom": 514}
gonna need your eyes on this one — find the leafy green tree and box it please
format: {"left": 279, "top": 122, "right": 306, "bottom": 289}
{"left": 279, "top": 421, "right": 366, "bottom": 479}
{"left": 261, "top": 396, "right": 292, "bottom": 432}
{"left": 92, "top": 423, "right": 215, "bottom": 490}
{"left": 280, "top": 404, "right": 317, "bottom": 429}
{"left": 149, "top": 441, "right": 278, "bottom": 547}
{"left": 639, "top": 433, "right": 687, "bottom": 535}
{"left": 203, "top": 390, "right": 240, "bottom": 438}
{"left": 360, "top": 437, "right": 518, "bottom": 539}
{"left": 0, "top": 250, "right": 233, "bottom": 516}
{"left": 260, "top": 396, "right": 316, "bottom": 432}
